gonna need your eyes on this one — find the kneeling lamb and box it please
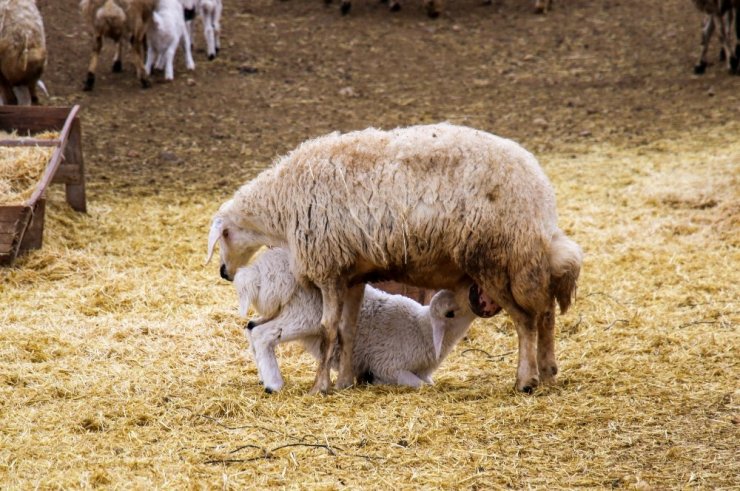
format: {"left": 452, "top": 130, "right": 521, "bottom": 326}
{"left": 236, "top": 248, "right": 476, "bottom": 393}
{"left": 145, "top": 0, "right": 195, "bottom": 81}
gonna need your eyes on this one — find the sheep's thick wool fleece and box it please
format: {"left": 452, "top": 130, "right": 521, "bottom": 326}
{"left": 0, "top": 0, "right": 46, "bottom": 84}
{"left": 229, "top": 123, "right": 559, "bottom": 296}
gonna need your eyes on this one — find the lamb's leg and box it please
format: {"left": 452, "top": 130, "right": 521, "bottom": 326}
{"left": 248, "top": 320, "right": 284, "bottom": 393}
{"left": 112, "top": 39, "right": 123, "bottom": 73}
{"left": 393, "top": 370, "right": 425, "bottom": 388}
{"left": 536, "top": 309, "right": 558, "bottom": 385}
{"left": 695, "top": 15, "right": 715, "bottom": 74}
{"left": 310, "top": 282, "right": 345, "bottom": 394}
{"left": 163, "top": 47, "right": 176, "bottom": 81}
{"left": 145, "top": 43, "right": 155, "bottom": 76}
{"left": 214, "top": 3, "right": 222, "bottom": 53}
{"left": 335, "top": 284, "right": 364, "bottom": 390}
{"left": 204, "top": 14, "right": 216, "bottom": 60}
{"left": 182, "top": 27, "right": 196, "bottom": 71}
{"left": 83, "top": 34, "right": 103, "bottom": 91}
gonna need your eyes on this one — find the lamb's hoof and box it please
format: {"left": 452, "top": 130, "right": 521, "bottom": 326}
{"left": 140, "top": 77, "right": 152, "bottom": 89}
{"left": 112, "top": 60, "right": 123, "bottom": 73}
{"left": 693, "top": 62, "right": 707, "bottom": 75}
{"left": 340, "top": 1, "right": 351, "bottom": 15}
{"left": 389, "top": 2, "right": 400, "bottom": 11}
{"left": 208, "top": 54, "right": 216, "bottom": 61}
{"left": 83, "top": 73, "right": 95, "bottom": 91}
{"left": 534, "top": 6, "right": 545, "bottom": 14}
{"left": 216, "top": 46, "right": 220, "bottom": 54}
{"left": 719, "top": 49, "right": 726, "bottom": 62}
{"left": 427, "top": 8, "right": 440, "bottom": 18}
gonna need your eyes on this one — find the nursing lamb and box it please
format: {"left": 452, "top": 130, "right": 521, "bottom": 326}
{"left": 236, "top": 248, "right": 477, "bottom": 392}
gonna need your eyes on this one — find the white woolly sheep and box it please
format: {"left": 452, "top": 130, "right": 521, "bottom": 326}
{"left": 235, "top": 248, "right": 477, "bottom": 393}
{"left": 145, "top": 0, "right": 195, "bottom": 81}
{"left": 0, "top": 0, "right": 47, "bottom": 105}
{"left": 207, "top": 122, "right": 583, "bottom": 395}
{"left": 691, "top": 0, "right": 739, "bottom": 74}
{"left": 80, "top": 0, "right": 157, "bottom": 90}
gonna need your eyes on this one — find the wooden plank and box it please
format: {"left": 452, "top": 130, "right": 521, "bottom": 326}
{"left": 0, "top": 205, "right": 31, "bottom": 266}
{"left": 51, "top": 164, "right": 83, "bottom": 184}
{"left": 0, "top": 139, "right": 61, "bottom": 147}
{"left": 0, "top": 106, "right": 71, "bottom": 133}
{"left": 0, "top": 206, "right": 28, "bottom": 223}
{"left": 61, "top": 114, "right": 86, "bottom": 212}
{"left": 19, "top": 199, "right": 45, "bottom": 251}
{"left": 25, "top": 105, "right": 80, "bottom": 207}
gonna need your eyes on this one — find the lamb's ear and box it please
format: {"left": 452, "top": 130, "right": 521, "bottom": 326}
{"left": 206, "top": 217, "right": 224, "bottom": 264}
{"left": 431, "top": 317, "right": 445, "bottom": 360}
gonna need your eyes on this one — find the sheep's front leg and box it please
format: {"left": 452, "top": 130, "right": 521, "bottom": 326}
{"left": 83, "top": 34, "right": 103, "bottom": 91}
{"left": 112, "top": 39, "right": 123, "bottom": 73}
{"left": 335, "top": 284, "right": 364, "bottom": 390}
{"left": 536, "top": 309, "right": 558, "bottom": 385}
{"left": 310, "top": 282, "right": 345, "bottom": 394}
{"left": 695, "top": 15, "right": 715, "bottom": 74}
{"left": 246, "top": 320, "right": 284, "bottom": 393}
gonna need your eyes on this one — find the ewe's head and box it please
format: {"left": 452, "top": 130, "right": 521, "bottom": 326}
{"left": 206, "top": 206, "right": 263, "bottom": 282}
{"left": 429, "top": 289, "right": 476, "bottom": 359}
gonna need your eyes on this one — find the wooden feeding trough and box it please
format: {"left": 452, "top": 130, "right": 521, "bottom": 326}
{"left": 0, "top": 105, "right": 86, "bottom": 266}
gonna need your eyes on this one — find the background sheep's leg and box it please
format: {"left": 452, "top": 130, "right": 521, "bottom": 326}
{"left": 335, "top": 284, "right": 364, "bottom": 389}
{"left": 83, "top": 34, "right": 103, "bottom": 91}
{"left": 0, "top": 73, "right": 18, "bottom": 105}
{"left": 536, "top": 309, "right": 558, "bottom": 384}
{"left": 182, "top": 25, "right": 196, "bottom": 71}
{"left": 714, "top": 13, "right": 736, "bottom": 72}
{"left": 311, "top": 283, "right": 345, "bottom": 394}
{"left": 246, "top": 320, "right": 284, "bottom": 393}
{"left": 695, "top": 15, "right": 715, "bottom": 74}
{"left": 112, "top": 40, "right": 123, "bottom": 73}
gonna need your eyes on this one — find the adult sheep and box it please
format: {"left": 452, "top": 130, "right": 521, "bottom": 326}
{"left": 207, "top": 123, "right": 583, "bottom": 395}
{"left": 0, "top": 0, "right": 47, "bottom": 105}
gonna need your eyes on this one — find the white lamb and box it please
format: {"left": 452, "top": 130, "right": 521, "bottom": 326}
{"left": 145, "top": 0, "right": 195, "bottom": 81}
{"left": 199, "top": 0, "right": 221, "bottom": 60}
{"left": 236, "top": 248, "right": 477, "bottom": 393}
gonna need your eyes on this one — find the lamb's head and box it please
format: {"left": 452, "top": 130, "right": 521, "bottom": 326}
{"left": 430, "top": 288, "right": 477, "bottom": 360}
{"left": 206, "top": 202, "right": 264, "bottom": 281}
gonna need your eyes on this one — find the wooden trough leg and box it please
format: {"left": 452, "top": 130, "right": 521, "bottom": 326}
{"left": 52, "top": 116, "right": 87, "bottom": 212}
{"left": 19, "top": 199, "right": 45, "bottom": 252}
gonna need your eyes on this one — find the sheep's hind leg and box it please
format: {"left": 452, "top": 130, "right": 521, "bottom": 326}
{"left": 112, "top": 39, "right": 123, "bottom": 73}
{"left": 310, "top": 282, "right": 345, "bottom": 394}
{"left": 536, "top": 308, "right": 558, "bottom": 385}
{"left": 335, "top": 284, "right": 364, "bottom": 390}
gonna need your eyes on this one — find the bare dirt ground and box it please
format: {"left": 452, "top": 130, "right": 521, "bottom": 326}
{"left": 1, "top": 0, "right": 738, "bottom": 488}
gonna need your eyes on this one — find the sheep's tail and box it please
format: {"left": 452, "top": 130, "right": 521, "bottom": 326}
{"left": 549, "top": 229, "right": 583, "bottom": 313}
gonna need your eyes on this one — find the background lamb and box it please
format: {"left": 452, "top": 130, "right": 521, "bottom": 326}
{"left": 80, "top": 0, "right": 157, "bottom": 90}
{"left": 0, "top": 0, "right": 47, "bottom": 105}
{"left": 198, "top": 0, "right": 221, "bottom": 60}
{"left": 236, "top": 248, "right": 477, "bottom": 393}
{"left": 207, "top": 123, "right": 582, "bottom": 395}
{"left": 145, "top": 0, "right": 195, "bottom": 81}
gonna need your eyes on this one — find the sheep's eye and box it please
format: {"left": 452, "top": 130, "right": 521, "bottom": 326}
{"left": 222, "top": 228, "right": 230, "bottom": 240}
{"left": 445, "top": 311, "right": 455, "bottom": 318}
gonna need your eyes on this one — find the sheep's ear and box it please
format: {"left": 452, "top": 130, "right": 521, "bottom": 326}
{"left": 431, "top": 317, "right": 445, "bottom": 360}
{"left": 206, "top": 217, "right": 224, "bottom": 264}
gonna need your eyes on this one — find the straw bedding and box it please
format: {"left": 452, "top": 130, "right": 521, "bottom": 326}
{"left": 0, "top": 126, "right": 737, "bottom": 488}
{"left": 0, "top": 131, "right": 59, "bottom": 205}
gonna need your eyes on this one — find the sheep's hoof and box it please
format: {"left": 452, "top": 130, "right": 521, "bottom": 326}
{"left": 730, "top": 55, "right": 739, "bottom": 74}
{"left": 83, "top": 73, "right": 95, "bottom": 91}
{"left": 140, "top": 77, "right": 152, "bottom": 89}
{"left": 112, "top": 60, "right": 123, "bottom": 73}
{"left": 719, "top": 49, "right": 726, "bottom": 62}
{"left": 208, "top": 53, "right": 216, "bottom": 61}
{"left": 340, "top": 1, "right": 351, "bottom": 15}
{"left": 693, "top": 62, "right": 707, "bottom": 74}
{"left": 538, "top": 364, "right": 558, "bottom": 385}
{"left": 389, "top": 2, "right": 400, "bottom": 11}
{"left": 427, "top": 8, "right": 440, "bottom": 18}
{"left": 216, "top": 46, "right": 220, "bottom": 54}
{"left": 516, "top": 376, "right": 540, "bottom": 394}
